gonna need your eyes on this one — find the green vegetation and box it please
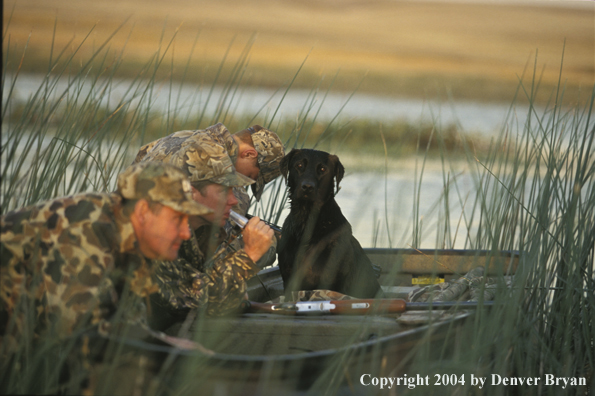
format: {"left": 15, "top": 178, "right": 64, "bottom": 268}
{"left": 2, "top": 23, "right": 593, "bottom": 396}
{"left": 399, "top": 62, "right": 595, "bottom": 394}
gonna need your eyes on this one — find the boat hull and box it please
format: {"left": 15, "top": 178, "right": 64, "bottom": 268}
{"left": 126, "top": 248, "right": 519, "bottom": 394}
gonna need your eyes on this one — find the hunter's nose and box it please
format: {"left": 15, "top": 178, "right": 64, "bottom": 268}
{"left": 301, "top": 181, "right": 315, "bottom": 193}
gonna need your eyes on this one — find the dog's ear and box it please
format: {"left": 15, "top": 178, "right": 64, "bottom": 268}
{"left": 280, "top": 149, "right": 300, "bottom": 183}
{"left": 329, "top": 154, "right": 345, "bottom": 194}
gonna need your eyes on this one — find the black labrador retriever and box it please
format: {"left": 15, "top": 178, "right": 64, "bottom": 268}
{"left": 277, "top": 149, "right": 381, "bottom": 298}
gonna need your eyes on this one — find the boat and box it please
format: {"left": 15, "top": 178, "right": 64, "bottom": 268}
{"left": 113, "top": 248, "right": 520, "bottom": 395}
{"left": 246, "top": 248, "right": 519, "bottom": 302}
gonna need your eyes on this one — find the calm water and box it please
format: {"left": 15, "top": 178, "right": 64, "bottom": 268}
{"left": 5, "top": 73, "right": 534, "bottom": 136}
{"left": 258, "top": 160, "right": 478, "bottom": 250}
{"left": 3, "top": 73, "right": 535, "bottom": 249}
{"left": 1, "top": 126, "right": 480, "bottom": 249}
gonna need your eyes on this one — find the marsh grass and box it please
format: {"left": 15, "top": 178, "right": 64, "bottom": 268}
{"left": 2, "top": 22, "right": 594, "bottom": 396}
{"left": 397, "top": 59, "right": 595, "bottom": 395}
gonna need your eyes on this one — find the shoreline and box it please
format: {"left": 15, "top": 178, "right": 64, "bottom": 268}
{"left": 4, "top": 0, "right": 593, "bottom": 106}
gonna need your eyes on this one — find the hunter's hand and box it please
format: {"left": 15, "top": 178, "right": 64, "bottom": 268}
{"left": 242, "top": 216, "right": 274, "bottom": 263}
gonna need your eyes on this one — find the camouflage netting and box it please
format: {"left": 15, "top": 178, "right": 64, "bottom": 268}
{"left": 407, "top": 266, "right": 514, "bottom": 303}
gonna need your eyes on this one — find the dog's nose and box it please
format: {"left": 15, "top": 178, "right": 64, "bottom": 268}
{"left": 301, "top": 181, "right": 315, "bottom": 193}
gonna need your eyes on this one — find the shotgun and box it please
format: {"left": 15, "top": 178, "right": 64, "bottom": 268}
{"left": 242, "top": 299, "right": 404, "bottom": 315}
{"left": 240, "top": 299, "right": 496, "bottom": 315}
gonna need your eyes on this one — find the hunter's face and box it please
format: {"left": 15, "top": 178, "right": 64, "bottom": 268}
{"left": 193, "top": 184, "right": 238, "bottom": 227}
{"left": 139, "top": 204, "right": 191, "bottom": 260}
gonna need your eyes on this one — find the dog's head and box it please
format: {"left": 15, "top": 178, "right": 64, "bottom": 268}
{"left": 280, "top": 149, "right": 345, "bottom": 203}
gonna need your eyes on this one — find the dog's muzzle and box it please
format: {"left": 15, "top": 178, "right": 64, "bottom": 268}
{"left": 296, "top": 180, "right": 316, "bottom": 200}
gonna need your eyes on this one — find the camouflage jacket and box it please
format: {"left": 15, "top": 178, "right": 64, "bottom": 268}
{"left": 0, "top": 193, "right": 156, "bottom": 338}
{"left": 151, "top": 221, "right": 262, "bottom": 322}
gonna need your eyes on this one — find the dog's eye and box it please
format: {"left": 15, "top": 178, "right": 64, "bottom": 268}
{"left": 296, "top": 162, "right": 304, "bottom": 170}
{"left": 319, "top": 166, "right": 326, "bottom": 173}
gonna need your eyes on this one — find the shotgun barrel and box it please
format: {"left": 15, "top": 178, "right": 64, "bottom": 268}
{"left": 241, "top": 299, "right": 496, "bottom": 315}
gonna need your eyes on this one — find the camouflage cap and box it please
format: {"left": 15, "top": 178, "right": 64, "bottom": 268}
{"left": 137, "top": 129, "right": 254, "bottom": 188}
{"left": 204, "top": 124, "right": 284, "bottom": 198}
{"left": 117, "top": 162, "right": 212, "bottom": 216}
{"left": 245, "top": 125, "right": 285, "bottom": 200}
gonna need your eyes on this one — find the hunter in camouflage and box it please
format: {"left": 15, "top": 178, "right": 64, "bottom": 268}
{"left": 134, "top": 123, "right": 285, "bottom": 215}
{"left": 0, "top": 162, "right": 210, "bottom": 340}
{"left": 134, "top": 131, "right": 276, "bottom": 327}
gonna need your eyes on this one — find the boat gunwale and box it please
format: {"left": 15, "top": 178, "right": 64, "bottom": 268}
{"left": 111, "top": 310, "right": 473, "bottom": 364}
{"left": 363, "top": 247, "right": 521, "bottom": 257}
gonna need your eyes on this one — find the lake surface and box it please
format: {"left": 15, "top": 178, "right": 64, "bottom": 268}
{"left": 1, "top": 122, "right": 481, "bottom": 250}
{"left": 3, "top": 73, "right": 538, "bottom": 249}
{"left": 258, "top": 159, "right": 479, "bottom": 250}
{"left": 5, "top": 73, "right": 534, "bottom": 136}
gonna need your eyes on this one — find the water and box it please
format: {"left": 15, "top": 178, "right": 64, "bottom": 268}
{"left": 1, "top": 122, "right": 480, "bottom": 249}
{"left": 3, "top": 73, "right": 532, "bottom": 249}
{"left": 258, "top": 160, "right": 479, "bottom": 250}
{"left": 4, "top": 73, "right": 533, "bottom": 136}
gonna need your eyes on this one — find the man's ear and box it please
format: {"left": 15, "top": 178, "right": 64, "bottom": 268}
{"left": 190, "top": 186, "right": 202, "bottom": 201}
{"left": 133, "top": 199, "right": 150, "bottom": 224}
{"left": 240, "top": 148, "right": 258, "bottom": 159}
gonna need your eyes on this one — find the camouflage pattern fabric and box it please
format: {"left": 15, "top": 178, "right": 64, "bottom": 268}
{"left": 135, "top": 125, "right": 250, "bottom": 224}
{"left": 134, "top": 124, "right": 280, "bottom": 247}
{"left": 205, "top": 123, "right": 284, "bottom": 203}
{"left": 134, "top": 124, "right": 233, "bottom": 164}
{"left": 134, "top": 130, "right": 195, "bottom": 164}
{"left": 205, "top": 123, "right": 240, "bottom": 163}
{"left": 469, "top": 275, "right": 514, "bottom": 301}
{"left": 224, "top": 124, "right": 281, "bottom": 268}
{"left": 245, "top": 125, "right": 285, "bottom": 200}
{"left": 133, "top": 124, "right": 254, "bottom": 188}
{"left": 407, "top": 266, "right": 514, "bottom": 302}
{"left": 0, "top": 192, "right": 153, "bottom": 339}
{"left": 407, "top": 282, "right": 450, "bottom": 303}
{"left": 151, "top": 223, "right": 260, "bottom": 319}
{"left": 0, "top": 162, "right": 208, "bottom": 394}
{"left": 118, "top": 161, "right": 211, "bottom": 216}
{"left": 134, "top": 123, "right": 285, "bottom": 200}
{"left": 132, "top": 126, "right": 281, "bottom": 322}
{"left": 273, "top": 290, "right": 357, "bottom": 303}
{"left": 0, "top": 161, "right": 203, "bottom": 335}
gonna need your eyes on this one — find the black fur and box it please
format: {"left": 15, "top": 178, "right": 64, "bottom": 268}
{"left": 277, "top": 149, "right": 381, "bottom": 298}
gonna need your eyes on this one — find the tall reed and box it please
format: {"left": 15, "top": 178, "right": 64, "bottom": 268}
{"left": 1, "top": 21, "right": 381, "bottom": 394}
{"left": 389, "top": 57, "right": 594, "bottom": 395}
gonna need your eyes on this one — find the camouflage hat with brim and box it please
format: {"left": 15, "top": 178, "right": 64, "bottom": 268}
{"left": 247, "top": 125, "right": 285, "bottom": 200}
{"left": 138, "top": 129, "right": 254, "bottom": 188}
{"left": 117, "top": 162, "right": 212, "bottom": 216}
